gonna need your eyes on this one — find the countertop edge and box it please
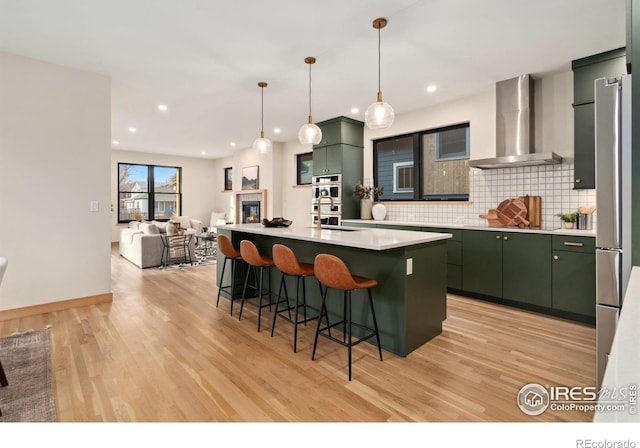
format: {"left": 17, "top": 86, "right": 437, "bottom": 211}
{"left": 341, "top": 219, "right": 596, "bottom": 237}
{"left": 593, "top": 266, "right": 640, "bottom": 422}
{"left": 216, "top": 223, "right": 451, "bottom": 251}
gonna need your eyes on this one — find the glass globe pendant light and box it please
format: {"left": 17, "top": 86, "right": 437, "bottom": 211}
{"left": 252, "top": 81, "right": 273, "bottom": 155}
{"left": 365, "top": 17, "right": 394, "bottom": 130}
{"left": 298, "top": 56, "right": 322, "bottom": 145}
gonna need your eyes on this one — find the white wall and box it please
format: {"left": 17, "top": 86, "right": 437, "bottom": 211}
{"left": 0, "top": 52, "right": 111, "bottom": 311}
{"left": 362, "top": 70, "right": 575, "bottom": 182}
{"left": 110, "top": 150, "right": 218, "bottom": 241}
{"left": 211, "top": 143, "right": 288, "bottom": 224}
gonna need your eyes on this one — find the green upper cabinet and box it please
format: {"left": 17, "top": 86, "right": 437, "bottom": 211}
{"left": 573, "top": 103, "right": 595, "bottom": 189}
{"left": 312, "top": 116, "right": 364, "bottom": 176}
{"left": 572, "top": 48, "right": 626, "bottom": 189}
{"left": 502, "top": 233, "right": 551, "bottom": 307}
{"left": 313, "top": 145, "right": 343, "bottom": 175}
{"left": 462, "top": 230, "right": 503, "bottom": 298}
{"left": 572, "top": 48, "right": 627, "bottom": 105}
{"left": 313, "top": 116, "right": 364, "bottom": 149}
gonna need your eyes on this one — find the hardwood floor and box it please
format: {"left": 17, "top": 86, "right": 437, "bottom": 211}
{"left": 0, "top": 245, "right": 596, "bottom": 422}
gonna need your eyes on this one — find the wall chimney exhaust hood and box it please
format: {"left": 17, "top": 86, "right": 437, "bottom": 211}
{"left": 468, "top": 74, "right": 562, "bottom": 169}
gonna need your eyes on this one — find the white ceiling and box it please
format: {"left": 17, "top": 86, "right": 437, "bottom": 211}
{"left": 0, "top": 0, "right": 625, "bottom": 159}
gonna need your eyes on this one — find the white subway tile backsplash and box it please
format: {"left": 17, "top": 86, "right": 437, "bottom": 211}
{"left": 383, "top": 161, "right": 596, "bottom": 229}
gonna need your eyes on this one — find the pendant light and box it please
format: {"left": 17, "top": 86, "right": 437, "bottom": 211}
{"left": 252, "top": 81, "right": 273, "bottom": 155}
{"left": 365, "top": 17, "right": 394, "bottom": 130}
{"left": 298, "top": 56, "right": 322, "bottom": 145}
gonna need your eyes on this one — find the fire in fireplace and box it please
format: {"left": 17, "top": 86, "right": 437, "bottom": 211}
{"left": 242, "top": 201, "right": 261, "bottom": 223}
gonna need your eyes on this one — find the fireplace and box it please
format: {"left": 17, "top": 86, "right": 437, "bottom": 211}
{"left": 242, "top": 201, "right": 261, "bottom": 223}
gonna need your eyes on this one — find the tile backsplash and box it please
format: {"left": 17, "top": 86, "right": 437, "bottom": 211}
{"left": 383, "top": 162, "right": 596, "bottom": 229}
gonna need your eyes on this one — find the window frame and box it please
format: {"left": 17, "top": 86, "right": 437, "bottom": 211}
{"left": 373, "top": 122, "right": 470, "bottom": 202}
{"left": 224, "top": 167, "right": 233, "bottom": 191}
{"left": 117, "top": 162, "right": 182, "bottom": 223}
{"left": 392, "top": 161, "right": 415, "bottom": 193}
{"left": 296, "top": 152, "right": 313, "bottom": 185}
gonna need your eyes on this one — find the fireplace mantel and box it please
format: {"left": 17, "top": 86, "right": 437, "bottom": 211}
{"left": 235, "top": 189, "right": 267, "bottom": 223}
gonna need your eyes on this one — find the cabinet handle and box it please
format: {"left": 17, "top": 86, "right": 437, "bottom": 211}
{"left": 563, "top": 242, "right": 584, "bottom": 247}
{"left": 496, "top": 235, "right": 501, "bottom": 240}
{"left": 575, "top": 178, "right": 582, "bottom": 184}
{"left": 553, "top": 255, "right": 559, "bottom": 260}
{"left": 503, "top": 236, "right": 508, "bottom": 241}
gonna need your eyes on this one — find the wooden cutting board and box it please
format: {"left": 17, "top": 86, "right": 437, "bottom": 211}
{"left": 517, "top": 195, "right": 542, "bottom": 228}
{"left": 479, "top": 208, "right": 501, "bottom": 227}
{"left": 497, "top": 199, "right": 529, "bottom": 227}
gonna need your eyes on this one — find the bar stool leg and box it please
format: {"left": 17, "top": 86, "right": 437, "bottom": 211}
{"left": 239, "top": 265, "right": 257, "bottom": 321}
{"left": 312, "top": 286, "right": 330, "bottom": 361}
{"left": 346, "top": 290, "right": 352, "bottom": 381}
{"left": 229, "top": 258, "right": 237, "bottom": 316}
{"left": 368, "top": 288, "right": 383, "bottom": 361}
{"left": 216, "top": 256, "right": 228, "bottom": 308}
{"left": 293, "top": 276, "right": 301, "bottom": 353}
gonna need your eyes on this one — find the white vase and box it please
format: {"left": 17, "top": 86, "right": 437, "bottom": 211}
{"left": 360, "top": 198, "right": 373, "bottom": 220}
{"left": 372, "top": 203, "right": 386, "bottom": 221}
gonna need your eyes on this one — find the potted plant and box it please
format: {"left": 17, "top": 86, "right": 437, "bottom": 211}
{"left": 354, "top": 182, "right": 384, "bottom": 220}
{"left": 557, "top": 212, "right": 577, "bottom": 229}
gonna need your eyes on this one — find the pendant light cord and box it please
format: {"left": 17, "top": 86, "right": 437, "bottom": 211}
{"left": 261, "top": 85, "right": 264, "bottom": 133}
{"left": 377, "top": 25, "right": 381, "bottom": 94}
{"left": 308, "top": 62, "right": 312, "bottom": 117}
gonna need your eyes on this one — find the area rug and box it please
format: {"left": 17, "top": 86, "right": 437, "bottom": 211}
{"left": 159, "top": 246, "right": 216, "bottom": 270}
{"left": 0, "top": 328, "right": 56, "bottom": 422}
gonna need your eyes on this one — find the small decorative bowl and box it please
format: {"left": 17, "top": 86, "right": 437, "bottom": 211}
{"left": 262, "top": 217, "right": 293, "bottom": 227}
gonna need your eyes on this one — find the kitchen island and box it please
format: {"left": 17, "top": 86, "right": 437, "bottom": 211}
{"left": 215, "top": 223, "right": 452, "bottom": 356}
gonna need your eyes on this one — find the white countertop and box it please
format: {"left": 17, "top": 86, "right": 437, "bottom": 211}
{"left": 593, "top": 266, "right": 640, "bottom": 422}
{"left": 342, "top": 219, "right": 596, "bottom": 237}
{"left": 216, "top": 223, "right": 451, "bottom": 251}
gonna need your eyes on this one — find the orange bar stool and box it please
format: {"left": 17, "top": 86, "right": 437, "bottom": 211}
{"left": 239, "top": 240, "right": 275, "bottom": 332}
{"left": 215, "top": 235, "right": 244, "bottom": 316}
{"left": 312, "top": 253, "right": 383, "bottom": 381}
{"left": 271, "top": 244, "right": 322, "bottom": 353}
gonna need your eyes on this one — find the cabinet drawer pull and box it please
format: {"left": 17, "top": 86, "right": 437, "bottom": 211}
{"left": 563, "top": 242, "right": 584, "bottom": 247}
{"left": 553, "top": 255, "right": 559, "bottom": 260}
{"left": 575, "top": 178, "right": 582, "bottom": 183}
{"left": 503, "top": 236, "right": 508, "bottom": 241}
{"left": 496, "top": 235, "right": 501, "bottom": 240}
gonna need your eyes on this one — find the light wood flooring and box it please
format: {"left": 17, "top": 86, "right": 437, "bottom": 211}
{"left": 0, "top": 245, "right": 596, "bottom": 422}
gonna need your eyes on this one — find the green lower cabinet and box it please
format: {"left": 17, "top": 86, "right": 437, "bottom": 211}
{"left": 462, "top": 230, "right": 503, "bottom": 297}
{"left": 502, "top": 233, "right": 552, "bottom": 307}
{"left": 551, "top": 250, "right": 596, "bottom": 317}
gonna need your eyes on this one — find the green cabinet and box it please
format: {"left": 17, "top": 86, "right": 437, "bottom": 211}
{"left": 462, "top": 230, "right": 503, "bottom": 298}
{"left": 502, "top": 233, "right": 551, "bottom": 307}
{"left": 312, "top": 145, "right": 343, "bottom": 175}
{"left": 424, "top": 227, "right": 462, "bottom": 290}
{"left": 572, "top": 48, "right": 627, "bottom": 189}
{"left": 462, "top": 230, "right": 552, "bottom": 307}
{"left": 551, "top": 236, "right": 596, "bottom": 318}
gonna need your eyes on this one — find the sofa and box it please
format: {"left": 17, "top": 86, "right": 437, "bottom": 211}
{"left": 119, "top": 216, "right": 202, "bottom": 268}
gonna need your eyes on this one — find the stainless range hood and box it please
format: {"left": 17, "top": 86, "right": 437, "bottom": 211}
{"left": 468, "top": 74, "right": 562, "bottom": 169}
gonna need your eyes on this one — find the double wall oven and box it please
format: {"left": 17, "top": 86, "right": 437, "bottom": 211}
{"left": 311, "top": 174, "right": 342, "bottom": 226}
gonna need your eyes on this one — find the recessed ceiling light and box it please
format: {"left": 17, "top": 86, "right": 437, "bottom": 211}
{"left": 112, "top": 140, "right": 119, "bottom": 145}
{"left": 351, "top": 107, "right": 359, "bottom": 114}
{"left": 426, "top": 85, "right": 437, "bottom": 93}
{"left": 157, "top": 104, "right": 168, "bottom": 112}
{"left": 201, "top": 151, "right": 207, "bottom": 155}
{"left": 273, "top": 128, "right": 281, "bottom": 134}
{"left": 128, "top": 127, "right": 136, "bottom": 133}
{"left": 230, "top": 142, "right": 236, "bottom": 147}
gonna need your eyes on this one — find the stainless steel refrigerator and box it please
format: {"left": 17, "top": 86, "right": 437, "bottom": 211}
{"left": 595, "top": 74, "right": 632, "bottom": 389}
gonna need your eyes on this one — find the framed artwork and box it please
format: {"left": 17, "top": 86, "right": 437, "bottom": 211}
{"left": 224, "top": 167, "right": 233, "bottom": 191}
{"left": 242, "top": 165, "right": 259, "bottom": 190}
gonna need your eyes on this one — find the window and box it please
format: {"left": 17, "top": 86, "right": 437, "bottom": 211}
{"left": 374, "top": 123, "right": 470, "bottom": 201}
{"left": 296, "top": 152, "right": 313, "bottom": 185}
{"left": 118, "top": 163, "right": 182, "bottom": 223}
{"left": 224, "top": 167, "right": 233, "bottom": 191}
{"left": 393, "top": 161, "right": 414, "bottom": 193}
